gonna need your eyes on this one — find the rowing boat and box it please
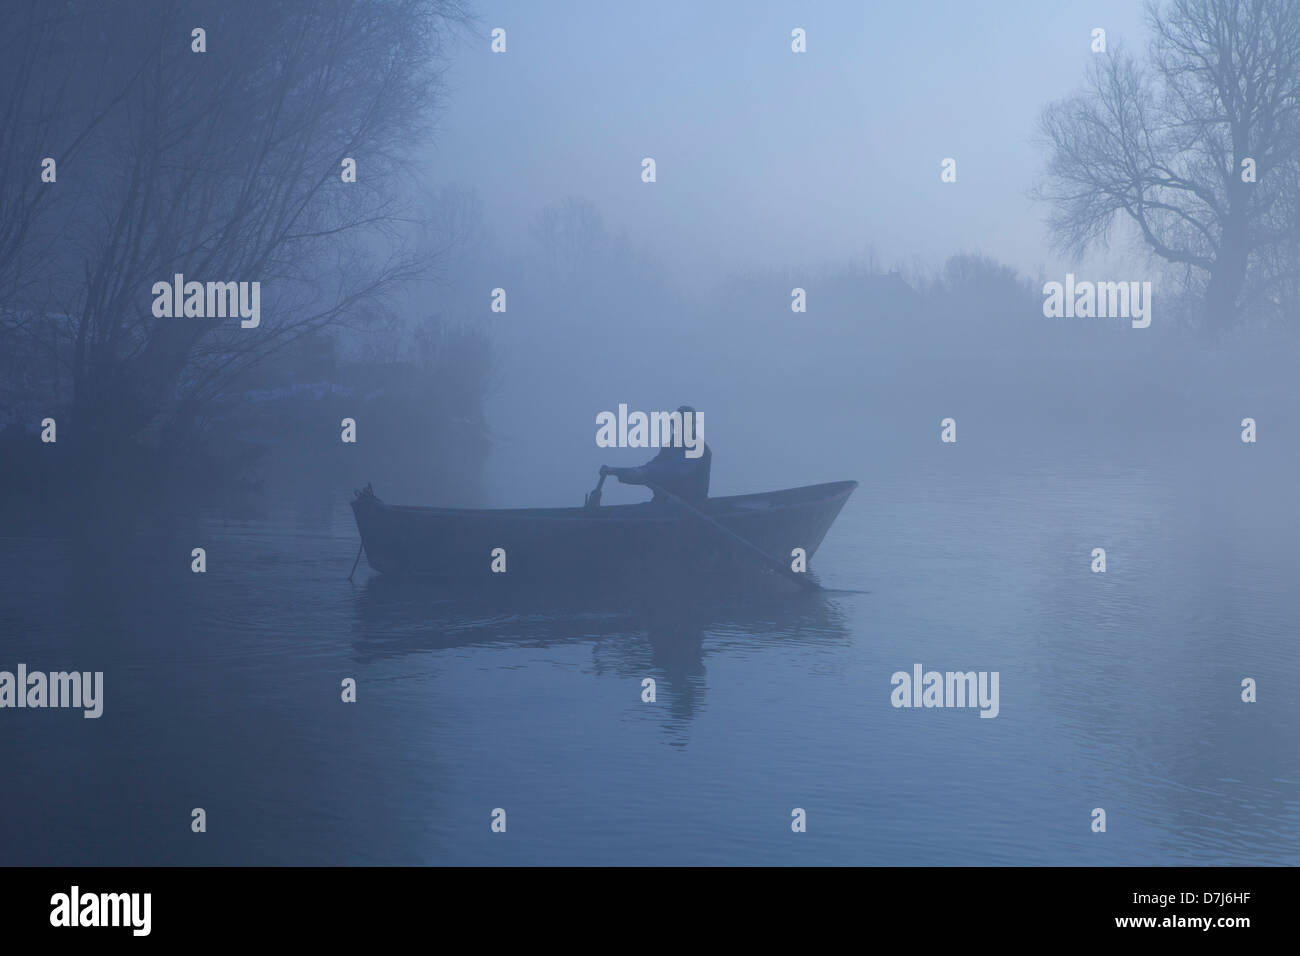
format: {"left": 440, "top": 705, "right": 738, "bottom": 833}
{"left": 349, "top": 480, "right": 857, "bottom": 588}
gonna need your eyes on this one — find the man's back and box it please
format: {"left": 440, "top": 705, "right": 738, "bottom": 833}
{"left": 641, "top": 442, "right": 711, "bottom": 504}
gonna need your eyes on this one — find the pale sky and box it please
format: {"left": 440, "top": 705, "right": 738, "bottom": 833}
{"left": 429, "top": 0, "right": 1151, "bottom": 284}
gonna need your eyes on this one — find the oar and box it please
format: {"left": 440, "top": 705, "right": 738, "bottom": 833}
{"left": 643, "top": 480, "right": 824, "bottom": 592}
{"left": 584, "top": 472, "right": 608, "bottom": 509}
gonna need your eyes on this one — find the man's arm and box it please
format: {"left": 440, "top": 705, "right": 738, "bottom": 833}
{"left": 603, "top": 448, "right": 694, "bottom": 487}
{"left": 600, "top": 464, "right": 646, "bottom": 485}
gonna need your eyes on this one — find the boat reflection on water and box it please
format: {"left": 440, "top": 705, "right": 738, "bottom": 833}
{"left": 349, "top": 572, "right": 856, "bottom": 728}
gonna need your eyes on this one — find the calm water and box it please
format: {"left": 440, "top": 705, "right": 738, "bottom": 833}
{"left": 3, "top": 351, "right": 1299, "bottom": 865}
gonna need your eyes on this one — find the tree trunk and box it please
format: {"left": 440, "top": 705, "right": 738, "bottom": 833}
{"left": 1204, "top": 218, "right": 1250, "bottom": 328}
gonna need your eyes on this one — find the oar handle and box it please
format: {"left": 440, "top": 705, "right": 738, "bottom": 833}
{"left": 584, "top": 471, "right": 608, "bottom": 508}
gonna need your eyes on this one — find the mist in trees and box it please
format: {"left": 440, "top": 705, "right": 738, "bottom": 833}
{"left": 4, "top": 0, "right": 1297, "bottom": 521}
{"left": 0, "top": 0, "right": 476, "bottom": 509}
{"left": 1038, "top": 0, "right": 1300, "bottom": 329}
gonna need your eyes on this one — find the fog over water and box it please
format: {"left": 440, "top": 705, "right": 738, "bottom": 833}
{"left": 1, "top": 0, "right": 1297, "bottom": 866}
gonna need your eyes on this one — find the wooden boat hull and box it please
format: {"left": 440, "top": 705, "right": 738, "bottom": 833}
{"left": 349, "top": 480, "right": 857, "bottom": 589}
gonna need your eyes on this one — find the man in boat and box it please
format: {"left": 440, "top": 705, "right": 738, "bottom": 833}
{"left": 600, "top": 405, "right": 712, "bottom": 504}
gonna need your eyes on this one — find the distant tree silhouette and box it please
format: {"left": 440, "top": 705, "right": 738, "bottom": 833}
{"left": 0, "top": 0, "right": 469, "bottom": 471}
{"left": 1038, "top": 0, "right": 1300, "bottom": 326}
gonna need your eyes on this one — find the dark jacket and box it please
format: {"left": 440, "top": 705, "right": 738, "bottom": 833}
{"left": 623, "top": 443, "right": 712, "bottom": 504}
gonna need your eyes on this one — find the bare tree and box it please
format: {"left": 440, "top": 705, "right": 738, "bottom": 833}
{"left": 1037, "top": 0, "right": 1300, "bottom": 326}
{"left": 0, "top": 0, "right": 469, "bottom": 466}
